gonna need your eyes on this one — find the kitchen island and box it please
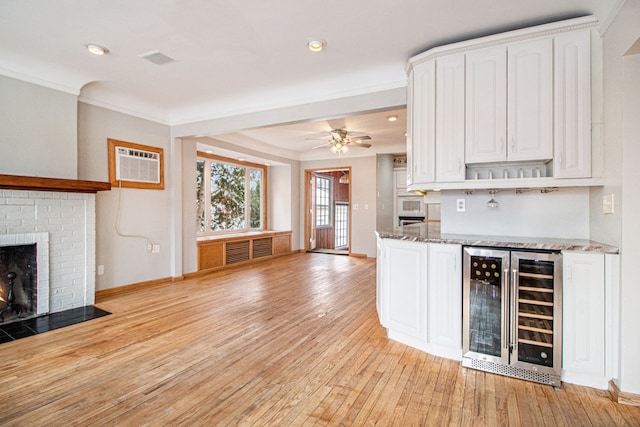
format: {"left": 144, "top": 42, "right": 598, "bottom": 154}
{"left": 376, "top": 224, "right": 619, "bottom": 389}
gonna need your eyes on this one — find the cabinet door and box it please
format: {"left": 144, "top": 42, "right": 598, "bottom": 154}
{"left": 380, "top": 239, "right": 428, "bottom": 340}
{"left": 465, "top": 46, "right": 507, "bottom": 164}
{"left": 408, "top": 60, "right": 436, "bottom": 185}
{"left": 436, "top": 53, "right": 466, "bottom": 182}
{"left": 428, "top": 243, "right": 462, "bottom": 349}
{"left": 562, "top": 252, "right": 605, "bottom": 381}
{"left": 554, "top": 30, "right": 592, "bottom": 178}
{"left": 507, "top": 38, "right": 553, "bottom": 161}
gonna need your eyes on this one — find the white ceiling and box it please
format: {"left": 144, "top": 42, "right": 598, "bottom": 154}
{"left": 0, "top": 0, "right": 619, "bottom": 161}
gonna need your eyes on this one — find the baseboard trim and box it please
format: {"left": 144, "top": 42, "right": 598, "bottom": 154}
{"left": 609, "top": 380, "right": 640, "bottom": 407}
{"left": 95, "top": 276, "right": 176, "bottom": 300}
{"left": 349, "top": 253, "right": 368, "bottom": 258}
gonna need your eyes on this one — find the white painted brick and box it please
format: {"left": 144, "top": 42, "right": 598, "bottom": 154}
{"left": 1, "top": 191, "right": 95, "bottom": 314}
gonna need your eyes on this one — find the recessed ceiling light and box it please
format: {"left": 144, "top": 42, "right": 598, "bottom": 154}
{"left": 85, "top": 44, "right": 109, "bottom": 55}
{"left": 387, "top": 115, "right": 398, "bottom": 122}
{"left": 238, "top": 157, "right": 246, "bottom": 162}
{"left": 307, "top": 39, "right": 326, "bottom": 52}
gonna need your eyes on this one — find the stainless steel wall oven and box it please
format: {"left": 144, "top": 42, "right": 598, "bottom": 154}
{"left": 462, "top": 247, "right": 562, "bottom": 386}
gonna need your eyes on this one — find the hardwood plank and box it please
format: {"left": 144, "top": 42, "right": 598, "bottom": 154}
{"left": 0, "top": 252, "right": 638, "bottom": 426}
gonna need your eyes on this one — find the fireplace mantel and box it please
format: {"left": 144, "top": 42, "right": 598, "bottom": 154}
{"left": 0, "top": 174, "right": 111, "bottom": 193}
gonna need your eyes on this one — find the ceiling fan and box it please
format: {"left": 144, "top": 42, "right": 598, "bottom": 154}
{"left": 307, "top": 129, "right": 372, "bottom": 154}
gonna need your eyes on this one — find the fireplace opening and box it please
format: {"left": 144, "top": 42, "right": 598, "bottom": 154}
{"left": 0, "top": 244, "right": 37, "bottom": 323}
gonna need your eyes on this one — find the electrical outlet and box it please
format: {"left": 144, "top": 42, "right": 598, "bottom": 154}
{"left": 97, "top": 265, "right": 104, "bottom": 275}
{"left": 457, "top": 198, "right": 466, "bottom": 212}
{"left": 145, "top": 243, "right": 152, "bottom": 252}
{"left": 152, "top": 244, "right": 161, "bottom": 253}
{"left": 353, "top": 204, "right": 359, "bottom": 210}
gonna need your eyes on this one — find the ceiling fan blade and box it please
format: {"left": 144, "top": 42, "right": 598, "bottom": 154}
{"left": 312, "top": 142, "right": 332, "bottom": 149}
{"left": 349, "top": 135, "right": 372, "bottom": 142}
{"left": 350, "top": 143, "right": 372, "bottom": 148}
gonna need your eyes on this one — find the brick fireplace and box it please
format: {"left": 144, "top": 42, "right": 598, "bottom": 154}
{"left": 0, "top": 175, "right": 110, "bottom": 319}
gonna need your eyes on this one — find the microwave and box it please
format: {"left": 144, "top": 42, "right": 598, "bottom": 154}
{"left": 397, "top": 196, "right": 425, "bottom": 217}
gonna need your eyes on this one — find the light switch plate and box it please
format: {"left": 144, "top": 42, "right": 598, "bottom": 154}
{"left": 456, "top": 199, "right": 466, "bottom": 212}
{"left": 603, "top": 194, "right": 614, "bottom": 214}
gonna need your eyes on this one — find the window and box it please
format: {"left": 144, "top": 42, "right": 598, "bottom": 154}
{"left": 335, "top": 202, "right": 349, "bottom": 249}
{"left": 315, "top": 174, "right": 332, "bottom": 228}
{"left": 196, "top": 153, "right": 266, "bottom": 234}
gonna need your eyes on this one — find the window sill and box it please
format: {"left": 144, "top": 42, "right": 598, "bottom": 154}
{"left": 197, "top": 230, "right": 291, "bottom": 243}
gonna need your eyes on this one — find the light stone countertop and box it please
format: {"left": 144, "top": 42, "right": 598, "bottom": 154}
{"left": 376, "top": 223, "right": 619, "bottom": 254}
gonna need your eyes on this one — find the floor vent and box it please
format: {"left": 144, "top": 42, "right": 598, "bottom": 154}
{"left": 253, "top": 238, "right": 273, "bottom": 258}
{"left": 226, "top": 240, "right": 250, "bottom": 264}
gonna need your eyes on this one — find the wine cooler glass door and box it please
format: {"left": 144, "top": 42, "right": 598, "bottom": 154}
{"left": 511, "top": 251, "right": 562, "bottom": 374}
{"left": 463, "top": 247, "right": 511, "bottom": 365}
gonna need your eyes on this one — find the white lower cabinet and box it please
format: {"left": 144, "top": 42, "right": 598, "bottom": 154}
{"left": 427, "top": 243, "right": 462, "bottom": 359}
{"left": 379, "top": 239, "right": 428, "bottom": 339}
{"left": 377, "top": 238, "right": 462, "bottom": 360}
{"left": 377, "top": 238, "right": 619, "bottom": 388}
{"left": 562, "top": 251, "right": 619, "bottom": 389}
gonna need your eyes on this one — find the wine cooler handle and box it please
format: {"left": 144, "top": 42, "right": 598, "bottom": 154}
{"left": 503, "top": 268, "right": 509, "bottom": 350}
{"left": 511, "top": 269, "right": 518, "bottom": 351}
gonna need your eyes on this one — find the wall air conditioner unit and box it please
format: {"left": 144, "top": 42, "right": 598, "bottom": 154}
{"left": 107, "top": 138, "right": 164, "bottom": 190}
{"left": 115, "top": 147, "right": 160, "bottom": 184}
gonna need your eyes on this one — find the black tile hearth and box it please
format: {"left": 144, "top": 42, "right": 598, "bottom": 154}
{"left": 0, "top": 306, "right": 110, "bottom": 344}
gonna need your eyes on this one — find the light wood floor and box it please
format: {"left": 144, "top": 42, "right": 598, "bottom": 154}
{"left": 0, "top": 252, "right": 639, "bottom": 426}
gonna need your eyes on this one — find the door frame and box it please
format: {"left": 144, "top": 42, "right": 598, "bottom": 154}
{"left": 304, "top": 167, "right": 352, "bottom": 253}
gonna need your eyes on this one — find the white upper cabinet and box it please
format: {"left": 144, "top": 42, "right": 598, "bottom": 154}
{"left": 407, "top": 16, "right": 598, "bottom": 190}
{"left": 465, "top": 39, "right": 554, "bottom": 164}
{"left": 465, "top": 46, "right": 507, "bottom": 163}
{"left": 407, "top": 59, "right": 436, "bottom": 186}
{"left": 507, "top": 38, "right": 553, "bottom": 162}
{"left": 554, "top": 30, "right": 592, "bottom": 178}
{"left": 435, "top": 53, "right": 466, "bottom": 182}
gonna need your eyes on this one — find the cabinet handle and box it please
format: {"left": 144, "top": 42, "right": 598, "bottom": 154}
{"left": 503, "top": 268, "right": 509, "bottom": 350}
{"left": 559, "top": 152, "right": 565, "bottom": 168}
{"left": 510, "top": 136, "right": 515, "bottom": 153}
{"left": 458, "top": 159, "right": 462, "bottom": 173}
{"left": 511, "top": 269, "right": 518, "bottom": 351}
{"left": 500, "top": 138, "right": 504, "bottom": 155}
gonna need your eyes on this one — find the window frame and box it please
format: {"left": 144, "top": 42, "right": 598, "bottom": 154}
{"left": 196, "top": 151, "right": 268, "bottom": 235}
{"left": 314, "top": 174, "right": 333, "bottom": 229}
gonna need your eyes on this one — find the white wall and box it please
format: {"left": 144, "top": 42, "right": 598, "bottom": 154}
{"left": 77, "top": 102, "right": 173, "bottom": 289}
{"left": 376, "top": 154, "right": 395, "bottom": 231}
{"left": 301, "top": 155, "right": 378, "bottom": 257}
{"left": 598, "top": 0, "right": 640, "bottom": 395}
{"left": 0, "top": 76, "right": 78, "bottom": 179}
{"left": 441, "top": 188, "right": 590, "bottom": 239}
{"left": 269, "top": 164, "right": 293, "bottom": 231}
{"left": 620, "top": 47, "right": 640, "bottom": 394}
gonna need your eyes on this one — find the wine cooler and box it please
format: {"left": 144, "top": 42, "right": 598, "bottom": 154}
{"left": 462, "top": 247, "right": 562, "bottom": 386}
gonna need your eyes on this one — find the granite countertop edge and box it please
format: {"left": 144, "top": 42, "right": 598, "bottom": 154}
{"left": 376, "top": 225, "right": 619, "bottom": 254}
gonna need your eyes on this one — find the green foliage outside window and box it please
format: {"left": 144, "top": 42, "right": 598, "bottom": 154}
{"left": 196, "top": 156, "right": 264, "bottom": 233}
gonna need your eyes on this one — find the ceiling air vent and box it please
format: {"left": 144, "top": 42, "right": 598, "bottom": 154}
{"left": 138, "top": 50, "right": 176, "bottom": 65}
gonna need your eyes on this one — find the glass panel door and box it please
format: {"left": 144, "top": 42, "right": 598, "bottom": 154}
{"left": 463, "top": 247, "right": 510, "bottom": 364}
{"left": 512, "top": 251, "right": 562, "bottom": 371}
